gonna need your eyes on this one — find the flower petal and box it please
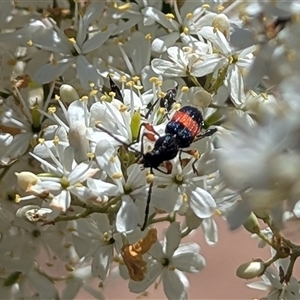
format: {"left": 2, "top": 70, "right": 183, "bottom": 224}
{"left": 116, "top": 195, "right": 139, "bottom": 232}
{"left": 163, "top": 269, "right": 187, "bottom": 300}
{"left": 189, "top": 186, "right": 216, "bottom": 219}
{"left": 165, "top": 222, "right": 181, "bottom": 258}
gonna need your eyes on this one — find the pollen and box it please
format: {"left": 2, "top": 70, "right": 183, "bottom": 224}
{"left": 168, "top": 265, "right": 176, "bottom": 271}
{"left": 68, "top": 37, "right": 76, "bottom": 44}
{"left": 89, "top": 90, "right": 98, "bottom": 97}
{"left": 65, "top": 264, "right": 73, "bottom": 272}
{"left": 53, "top": 136, "right": 60, "bottom": 145}
{"left": 158, "top": 91, "right": 166, "bottom": 98}
{"left": 131, "top": 76, "right": 140, "bottom": 82}
{"left": 120, "top": 75, "right": 127, "bottom": 83}
{"left": 87, "top": 152, "right": 94, "bottom": 160}
{"left": 117, "top": 2, "right": 131, "bottom": 10}
{"left": 214, "top": 209, "right": 222, "bottom": 216}
{"left": 80, "top": 95, "right": 88, "bottom": 101}
{"left": 165, "top": 13, "right": 175, "bottom": 19}
{"left": 175, "top": 174, "right": 183, "bottom": 182}
{"left": 145, "top": 33, "right": 152, "bottom": 40}
{"left": 15, "top": 194, "right": 21, "bottom": 203}
{"left": 182, "top": 193, "right": 188, "bottom": 202}
{"left": 174, "top": 103, "right": 181, "bottom": 110}
{"left": 186, "top": 13, "right": 193, "bottom": 19}
{"left": 112, "top": 172, "right": 123, "bottom": 179}
{"left": 119, "top": 104, "right": 128, "bottom": 112}
{"left": 109, "top": 91, "right": 116, "bottom": 98}
{"left": 47, "top": 106, "right": 56, "bottom": 114}
{"left": 146, "top": 173, "right": 154, "bottom": 184}
{"left": 217, "top": 5, "right": 225, "bottom": 12}
{"left": 149, "top": 77, "right": 159, "bottom": 83}
{"left": 181, "top": 86, "right": 189, "bottom": 93}
{"left": 182, "top": 27, "right": 189, "bottom": 35}
{"left": 202, "top": 4, "right": 210, "bottom": 9}
{"left": 126, "top": 80, "right": 135, "bottom": 87}
{"left": 193, "top": 150, "right": 200, "bottom": 160}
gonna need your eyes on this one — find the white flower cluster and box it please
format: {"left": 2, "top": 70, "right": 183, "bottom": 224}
{"left": 1, "top": 0, "right": 300, "bottom": 299}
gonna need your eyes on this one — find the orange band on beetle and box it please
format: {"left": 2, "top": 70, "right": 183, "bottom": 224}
{"left": 172, "top": 111, "right": 200, "bottom": 136}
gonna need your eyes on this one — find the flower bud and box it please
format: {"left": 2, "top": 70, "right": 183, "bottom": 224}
{"left": 60, "top": 84, "right": 79, "bottom": 104}
{"left": 130, "top": 110, "right": 141, "bottom": 141}
{"left": 236, "top": 261, "right": 265, "bottom": 279}
{"left": 15, "top": 172, "right": 40, "bottom": 191}
{"left": 243, "top": 212, "right": 260, "bottom": 234}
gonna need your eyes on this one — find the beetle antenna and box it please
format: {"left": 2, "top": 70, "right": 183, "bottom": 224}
{"left": 96, "top": 123, "right": 142, "bottom": 155}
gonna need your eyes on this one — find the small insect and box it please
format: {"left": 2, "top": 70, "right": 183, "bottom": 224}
{"left": 97, "top": 105, "right": 217, "bottom": 231}
{"left": 109, "top": 76, "right": 124, "bottom": 102}
{"left": 145, "top": 87, "right": 178, "bottom": 119}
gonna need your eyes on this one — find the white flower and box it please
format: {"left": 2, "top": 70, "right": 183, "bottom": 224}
{"left": 198, "top": 26, "right": 255, "bottom": 106}
{"left": 152, "top": 156, "right": 216, "bottom": 220}
{"left": 31, "top": 6, "right": 116, "bottom": 89}
{"left": 91, "top": 144, "right": 148, "bottom": 232}
{"left": 247, "top": 249, "right": 300, "bottom": 300}
{"left": 151, "top": 46, "right": 219, "bottom": 78}
{"left": 71, "top": 214, "right": 118, "bottom": 280}
{"left": 0, "top": 83, "right": 55, "bottom": 165}
{"left": 129, "top": 222, "right": 206, "bottom": 300}
{"left": 23, "top": 143, "right": 99, "bottom": 212}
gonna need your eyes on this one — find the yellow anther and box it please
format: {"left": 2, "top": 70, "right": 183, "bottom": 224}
{"left": 176, "top": 174, "right": 183, "bottom": 182}
{"left": 182, "top": 193, "right": 188, "bottom": 202}
{"left": 214, "top": 209, "right": 222, "bottom": 216}
{"left": 145, "top": 33, "right": 152, "bottom": 40}
{"left": 109, "top": 155, "right": 116, "bottom": 163}
{"left": 146, "top": 173, "right": 154, "bottom": 184}
{"left": 120, "top": 75, "right": 127, "bottom": 83}
{"left": 149, "top": 77, "right": 159, "bottom": 83}
{"left": 261, "top": 93, "right": 268, "bottom": 100}
{"left": 174, "top": 103, "right": 181, "bottom": 110}
{"left": 186, "top": 13, "right": 193, "bottom": 19}
{"left": 48, "top": 106, "right": 56, "bottom": 114}
{"left": 158, "top": 91, "right": 166, "bottom": 98}
{"left": 202, "top": 4, "right": 210, "bottom": 9}
{"left": 117, "top": 2, "right": 131, "bottom": 10}
{"left": 119, "top": 104, "right": 128, "bottom": 112}
{"left": 109, "top": 91, "right": 116, "bottom": 98}
{"left": 165, "top": 13, "right": 175, "bottom": 19}
{"left": 27, "top": 40, "right": 33, "bottom": 46}
{"left": 126, "top": 80, "right": 135, "bottom": 87}
{"left": 193, "top": 151, "right": 200, "bottom": 160}
{"left": 54, "top": 94, "right": 60, "bottom": 101}
{"left": 181, "top": 86, "right": 189, "bottom": 92}
{"left": 132, "top": 76, "right": 140, "bottom": 82}
{"left": 168, "top": 265, "right": 176, "bottom": 271}
{"left": 53, "top": 136, "right": 60, "bottom": 145}
{"left": 38, "top": 138, "right": 45, "bottom": 144}
{"left": 89, "top": 90, "right": 98, "bottom": 97}
{"left": 80, "top": 95, "right": 89, "bottom": 101}
{"left": 182, "top": 27, "right": 189, "bottom": 34}
{"left": 15, "top": 194, "right": 21, "bottom": 203}
{"left": 217, "top": 5, "right": 225, "bottom": 12}
{"left": 68, "top": 37, "right": 76, "bottom": 44}
{"left": 65, "top": 264, "right": 73, "bottom": 272}
{"left": 87, "top": 152, "right": 94, "bottom": 160}
{"left": 157, "top": 107, "right": 166, "bottom": 116}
